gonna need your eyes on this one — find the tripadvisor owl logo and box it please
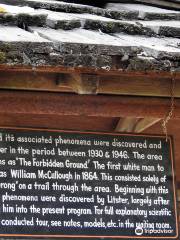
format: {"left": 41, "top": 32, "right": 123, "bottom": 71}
{"left": 135, "top": 226, "right": 144, "bottom": 236}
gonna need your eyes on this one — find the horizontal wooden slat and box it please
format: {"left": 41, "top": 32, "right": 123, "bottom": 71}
{"left": 0, "top": 72, "right": 71, "bottom": 92}
{"left": 0, "top": 113, "right": 119, "bottom": 132}
{"left": 98, "top": 75, "right": 180, "bottom": 97}
{"left": 0, "top": 71, "right": 180, "bottom": 97}
{"left": 0, "top": 90, "right": 179, "bottom": 119}
{"left": 1, "top": 65, "right": 180, "bottom": 79}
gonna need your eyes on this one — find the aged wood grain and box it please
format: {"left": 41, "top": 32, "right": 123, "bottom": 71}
{"left": 0, "top": 90, "right": 179, "bottom": 118}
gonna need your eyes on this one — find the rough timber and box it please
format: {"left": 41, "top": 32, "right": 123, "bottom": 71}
{"left": 0, "top": 0, "right": 179, "bottom": 72}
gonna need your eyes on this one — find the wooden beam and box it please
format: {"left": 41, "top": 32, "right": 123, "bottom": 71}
{"left": 0, "top": 72, "right": 72, "bottom": 92}
{"left": 0, "top": 71, "right": 180, "bottom": 98}
{"left": 0, "top": 90, "right": 180, "bottom": 119}
{"left": 0, "top": 113, "right": 119, "bottom": 131}
{"left": 115, "top": 117, "right": 161, "bottom": 133}
{"left": 134, "top": 118, "right": 161, "bottom": 133}
{"left": 57, "top": 73, "right": 99, "bottom": 94}
{"left": 1, "top": 65, "right": 180, "bottom": 79}
{"left": 115, "top": 117, "right": 139, "bottom": 132}
{"left": 99, "top": 75, "right": 180, "bottom": 98}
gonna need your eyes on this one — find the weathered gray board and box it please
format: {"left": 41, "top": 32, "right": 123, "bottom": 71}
{"left": 134, "top": 0, "right": 180, "bottom": 10}
{"left": 106, "top": 0, "right": 180, "bottom": 10}
{"left": 0, "top": 128, "right": 178, "bottom": 239}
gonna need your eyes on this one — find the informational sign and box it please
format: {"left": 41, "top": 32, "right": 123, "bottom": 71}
{"left": 0, "top": 128, "right": 178, "bottom": 239}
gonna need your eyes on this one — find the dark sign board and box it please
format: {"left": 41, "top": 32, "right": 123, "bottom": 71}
{"left": 0, "top": 127, "right": 178, "bottom": 239}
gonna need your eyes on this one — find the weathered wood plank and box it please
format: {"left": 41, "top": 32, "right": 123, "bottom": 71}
{"left": 0, "top": 71, "right": 71, "bottom": 92}
{"left": 1, "top": 71, "right": 180, "bottom": 98}
{"left": 0, "top": 113, "right": 119, "bottom": 132}
{"left": 0, "top": 90, "right": 180, "bottom": 119}
{"left": 1, "top": 65, "right": 180, "bottom": 79}
{"left": 135, "top": 0, "right": 180, "bottom": 10}
{"left": 115, "top": 117, "right": 139, "bottom": 132}
{"left": 57, "top": 73, "right": 99, "bottom": 94}
{"left": 134, "top": 118, "right": 161, "bottom": 132}
{"left": 133, "top": 20, "right": 180, "bottom": 38}
{"left": 98, "top": 75, "right": 180, "bottom": 97}
{"left": 106, "top": 3, "right": 180, "bottom": 18}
